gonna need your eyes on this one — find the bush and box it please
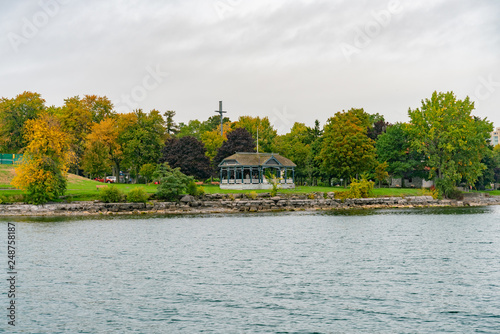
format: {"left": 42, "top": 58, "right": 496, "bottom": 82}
{"left": 419, "top": 187, "right": 439, "bottom": 199}
{"left": 347, "top": 178, "right": 374, "bottom": 198}
{"left": 197, "top": 186, "right": 205, "bottom": 196}
{"left": 307, "top": 193, "right": 315, "bottom": 199}
{"left": 186, "top": 181, "right": 199, "bottom": 196}
{"left": 99, "top": 185, "right": 124, "bottom": 203}
{"left": 435, "top": 179, "right": 463, "bottom": 200}
{"left": 127, "top": 187, "right": 149, "bottom": 203}
{"left": 154, "top": 164, "right": 194, "bottom": 201}
{"left": 247, "top": 191, "right": 258, "bottom": 200}
{"left": 334, "top": 191, "right": 350, "bottom": 202}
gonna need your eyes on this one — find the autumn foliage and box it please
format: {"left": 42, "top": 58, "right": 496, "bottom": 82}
{"left": 11, "top": 114, "right": 74, "bottom": 204}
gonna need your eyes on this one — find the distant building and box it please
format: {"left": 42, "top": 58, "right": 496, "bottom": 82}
{"left": 218, "top": 152, "right": 296, "bottom": 190}
{"left": 390, "top": 177, "right": 434, "bottom": 188}
{"left": 491, "top": 127, "right": 500, "bottom": 146}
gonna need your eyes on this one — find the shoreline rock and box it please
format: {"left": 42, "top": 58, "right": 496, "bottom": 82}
{"left": 1, "top": 194, "right": 499, "bottom": 217}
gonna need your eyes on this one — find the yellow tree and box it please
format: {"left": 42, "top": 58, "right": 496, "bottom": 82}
{"left": 11, "top": 114, "right": 73, "bottom": 204}
{"left": 56, "top": 95, "right": 115, "bottom": 173}
{"left": 200, "top": 122, "right": 234, "bottom": 161}
{"left": 81, "top": 117, "right": 121, "bottom": 178}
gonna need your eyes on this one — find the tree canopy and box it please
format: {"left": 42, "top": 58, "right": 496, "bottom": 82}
{"left": 11, "top": 113, "right": 73, "bottom": 204}
{"left": 160, "top": 136, "right": 212, "bottom": 180}
{"left": 214, "top": 127, "right": 256, "bottom": 167}
{"left": 408, "top": 91, "right": 493, "bottom": 192}
{"left": 320, "top": 108, "right": 377, "bottom": 179}
{"left": 0, "top": 91, "right": 46, "bottom": 153}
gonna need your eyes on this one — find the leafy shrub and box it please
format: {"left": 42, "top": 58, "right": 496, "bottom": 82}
{"left": 248, "top": 191, "right": 258, "bottom": 200}
{"left": 334, "top": 191, "right": 350, "bottom": 202}
{"left": 347, "top": 178, "right": 374, "bottom": 198}
{"left": 127, "top": 187, "right": 149, "bottom": 203}
{"left": 154, "top": 163, "right": 194, "bottom": 201}
{"left": 197, "top": 186, "right": 205, "bottom": 196}
{"left": 333, "top": 178, "right": 374, "bottom": 200}
{"left": 186, "top": 181, "right": 198, "bottom": 196}
{"left": 435, "top": 179, "right": 463, "bottom": 200}
{"left": 307, "top": 193, "right": 315, "bottom": 199}
{"left": 99, "top": 185, "right": 124, "bottom": 203}
{"left": 419, "top": 187, "right": 439, "bottom": 199}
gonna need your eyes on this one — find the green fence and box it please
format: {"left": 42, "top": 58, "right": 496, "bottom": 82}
{"left": 0, "top": 154, "right": 22, "bottom": 164}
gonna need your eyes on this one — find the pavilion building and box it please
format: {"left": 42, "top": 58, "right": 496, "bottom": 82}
{"left": 218, "top": 152, "right": 296, "bottom": 190}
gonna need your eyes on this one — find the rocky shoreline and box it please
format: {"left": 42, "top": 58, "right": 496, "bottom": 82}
{"left": 1, "top": 192, "right": 499, "bottom": 217}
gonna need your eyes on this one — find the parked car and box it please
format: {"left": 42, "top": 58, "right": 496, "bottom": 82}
{"left": 105, "top": 176, "right": 116, "bottom": 183}
{"left": 94, "top": 177, "right": 105, "bottom": 183}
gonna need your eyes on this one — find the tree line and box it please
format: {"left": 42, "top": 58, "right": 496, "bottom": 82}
{"left": 1, "top": 90, "right": 499, "bottom": 203}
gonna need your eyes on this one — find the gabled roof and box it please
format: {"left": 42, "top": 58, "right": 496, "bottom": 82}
{"left": 219, "top": 152, "right": 296, "bottom": 167}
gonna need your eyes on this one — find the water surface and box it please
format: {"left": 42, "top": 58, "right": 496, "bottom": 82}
{"left": 1, "top": 206, "right": 500, "bottom": 333}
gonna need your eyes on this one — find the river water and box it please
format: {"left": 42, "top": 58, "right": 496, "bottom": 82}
{"left": 1, "top": 206, "right": 500, "bottom": 333}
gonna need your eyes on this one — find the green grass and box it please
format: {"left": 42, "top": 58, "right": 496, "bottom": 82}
{"left": 0, "top": 163, "right": 494, "bottom": 203}
{"left": 65, "top": 178, "right": 158, "bottom": 201}
{"left": 0, "top": 167, "right": 159, "bottom": 202}
{"left": 477, "top": 190, "right": 500, "bottom": 196}
{"left": 201, "top": 184, "right": 422, "bottom": 197}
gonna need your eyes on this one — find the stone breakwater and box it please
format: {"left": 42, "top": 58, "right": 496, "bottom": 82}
{"left": 1, "top": 193, "right": 499, "bottom": 216}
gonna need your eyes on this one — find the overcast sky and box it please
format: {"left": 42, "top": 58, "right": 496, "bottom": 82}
{"left": 1, "top": 0, "right": 499, "bottom": 133}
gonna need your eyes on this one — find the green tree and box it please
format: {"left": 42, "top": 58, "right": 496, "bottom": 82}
{"left": 376, "top": 123, "right": 426, "bottom": 183}
{"left": 81, "top": 95, "right": 115, "bottom": 123}
{"left": 374, "top": 161, "right": 389, "bottom": 188}
{"left": 235, "top": 116, "right": 277, "bottom": 153}
{"left": 307, "top": 120, "right": 324, "bottom": 186}
{"left": 320, "top": 108, "right": 377, "bottom": 181}
{"left": 408, "top": 91, "right": 493, "bottom": 195}
{"left": 273, "top": 122, "right": 313, "bottom": 183}
{"left": 177, "top": 119, "right": 203, "bottom": 139}
{"left": 163, "top": 110, "right": 179, "bottom": 135}
{"left": 0, "top": 91, "right": 46, "bottom": 153}
{"left": 139, "top": 163, "right": 157, "bottom": 184}
{"left": 201, "top": 115, "right": 230, "bottom": 133}
{"left": 119, "top": 109, "right": 166, "bottom": 181}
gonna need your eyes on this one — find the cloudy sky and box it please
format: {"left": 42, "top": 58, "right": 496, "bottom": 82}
{"left": 1, "top": 0, "right": 499, "bottom": 133}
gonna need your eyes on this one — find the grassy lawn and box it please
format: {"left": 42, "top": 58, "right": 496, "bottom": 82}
{"left": 201, "top": 184, "right": 422, "bottom": 197}
{"left": 0, "top": 163, "right": 495, "bottom": 202}
{"left": 65, "top": 174, "right": 157, "bottom": 201}
{"left": 477, "top": 190, "right": 500, "bottom": 196}
{"left": 0, "top": 165, "right": 158, "bottom": 202}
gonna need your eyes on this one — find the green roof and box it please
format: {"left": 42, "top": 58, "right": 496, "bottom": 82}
{"left": 219, "top": 152, "right": 296, "bottom": 167}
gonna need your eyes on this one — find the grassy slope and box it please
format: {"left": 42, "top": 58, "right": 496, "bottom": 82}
{"left": 0, "top": 165, "right": 157, "bottom": 202}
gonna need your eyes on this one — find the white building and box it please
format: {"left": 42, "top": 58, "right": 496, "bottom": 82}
{"left": 491, "top": 127, "right": 500, "bottom": 146}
